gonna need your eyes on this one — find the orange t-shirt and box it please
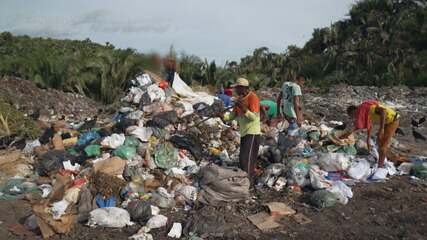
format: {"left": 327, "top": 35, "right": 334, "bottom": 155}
{"left": 234, "top": 91, "right": 260, "bottom": 115}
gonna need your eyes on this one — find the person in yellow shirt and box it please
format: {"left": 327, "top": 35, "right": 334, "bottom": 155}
{"left": 222, "top": 78, "right": 261, "bottom": 182}
{"left": 344, "top": 100, "right": 400, "bottom": 168}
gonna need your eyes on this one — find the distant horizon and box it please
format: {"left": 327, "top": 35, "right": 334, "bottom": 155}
{"left": 0, "top": 0, "right": 356, "bottom": 64}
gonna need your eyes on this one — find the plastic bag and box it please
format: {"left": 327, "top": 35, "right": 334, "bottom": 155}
{"left": 309, "top": 165, "right": 332, "bottom": 189}
{"left": 168, "top": 222, "right": 182, "bottom": 238}
{"left": 318, "top": 152, "right": 351, "bottom": 172}
{"left": 146, "top": 84, "right": 166, "bottom": 103}
{"left": 113, "top": 146, "right": 137, "bottom": 160}
{"left": 170, "top": 134, "right": 204, "bottom": 160}
{"left": 327, "top": 181, "right": 353, "bottom": 205}
{"left": 88, "top": 207, "right": 133, "bottom": 228}
{"left": 154, "top": 143, "right": 179, "bottom": 170}
{"left": 176, "top": 185, "right": 197, "bottom": 202}
{"left": 147, "top": 111, "right": 178, "bottom": 128}
{"left": 84, "top": 145, "right": 101, "bottom": 157}
{"left": 370, "top": 168, "right": 388, "bottom": 180}
{"left": 130, "top": 127, "right": 153, "bottom": 142}
{"left": 289, "top": 161, "right": 310, "bottom": 187}
{"left": 124, "top": 137, "right": 140, "bottom": 148}
{"left": 146, "top": 214, "right": 168, "bottom": 229}
{"left": 151, "top": 187, "right": 175, "bottom": 209}
{"left": 347, "top": 159, "right": 371, "bottom": 180}
{"left": 258, "top": 163, "right": 286, "bottom": 188}
{"left": 77, "top": 132, "right": 101, "bottom": 146}
{"left": 311, "top": 190, "right": 337, "bottom": 208}
{"left": 134, "top": 74, "right": 152, "bottom": 87}
{"left": 96, "top": 195, "right": 116, "bottom": 208}
{"left": 127, "top": 200, "right": 153, "bottom": 223}
{"left": 412, "top": 161, "right": 427, "bottom": 178}
{"left": 101, "top": 133, "right": 125, "bottom": 149}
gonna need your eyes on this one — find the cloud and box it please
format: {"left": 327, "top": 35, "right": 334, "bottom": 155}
{"left": 73, "top": 9, "right": 170, "bottom": 34}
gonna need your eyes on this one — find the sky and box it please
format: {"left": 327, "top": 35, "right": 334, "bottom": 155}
{"left": 0, "top": 0, "right": 356, "bottom": 64}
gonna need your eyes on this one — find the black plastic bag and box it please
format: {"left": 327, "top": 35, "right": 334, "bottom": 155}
{"left": 146, "top": 111, "right": 178, "bottom": 128}
{"left": 170, "top": 133, "right": 204, "bottom": 160}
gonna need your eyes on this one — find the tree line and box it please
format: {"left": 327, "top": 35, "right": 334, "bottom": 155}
{"left": 1, "top": 0, "right": 426, "bottom": 104}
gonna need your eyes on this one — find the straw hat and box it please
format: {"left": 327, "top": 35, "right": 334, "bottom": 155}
{"left": 231, "top": 78, "right": 249, "bottom": 87}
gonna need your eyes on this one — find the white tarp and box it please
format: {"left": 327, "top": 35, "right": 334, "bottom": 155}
{"left": 172, "top": 73, "right": 215, "bottom": 105}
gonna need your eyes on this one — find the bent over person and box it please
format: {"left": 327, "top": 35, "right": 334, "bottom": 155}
{"left": 344, "top": 100, "right": 400, "bottom": 168}
{"left": 223, "top": 78, "right": 261, "bottom": 182}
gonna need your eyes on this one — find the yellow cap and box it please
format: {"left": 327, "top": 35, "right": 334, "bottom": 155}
{"left": 231, "top": 78, "right": 249, "bottom": 87}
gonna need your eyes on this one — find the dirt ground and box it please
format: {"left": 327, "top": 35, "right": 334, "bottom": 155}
{"left": 0, "top": 176, "right": 426, "bottom": 240}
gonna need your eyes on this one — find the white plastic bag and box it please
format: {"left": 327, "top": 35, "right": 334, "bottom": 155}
{"left": 146, "top": 215, "right": 168, "bottom": 229}
{"left": 128, "top": 110, "right": 144, "bottom": 120}
{"left": 172, "top": 73, "right": 215, "bottom": 105}
{"left": 23, "top": 139, "right": 41, "bottom": 155}
{"left": 135, "top": 74, "right": 152, "bottom": 87}
{"left": 370, "top": 168, "right": 388, "bottom": 180}
{"left": 327, "top": 181, "right": 353, "bottom": 205}
{"left": 88, "top": 207, "right": 133, "bottom": 228}
{"left": 101, "top": 133, "right": 126, "bottom": 149}
{"left": 51, "top": 199, "right": 70, "bottom": 219}
{"left": 318, "top": 153, "right": 351, "bottom": 172}
{"left": 130, "top": 127, "right": 153, "bottom": 142}
{"left": 384, "top": 160, "right": 397, "bottom": 176}
{"left": 129, "top": 226, "right": 153, "bottom": 240}
{"left": 347, "top": 159, "right": 371, "bottom": 180}
{"left": 168, "top": 222, "right": 182, "bottom": 238}
{"left": 147, "top": 85, "right": 166, "bottom": 103}
{"left": 309, "top": 165, "right": 332, "bottom": 189}
{"left": 397, "top": 162, "right": 413, "bottom": 175}
{"left": 176, "top": 185, "right": 198, "bottom": 202}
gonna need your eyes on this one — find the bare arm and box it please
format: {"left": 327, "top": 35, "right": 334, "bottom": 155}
{"left": 294, "top": 95, "right": 302, "bottom": 126}
{"left": 276, "top": 92, "right": 282, "bottom": 117}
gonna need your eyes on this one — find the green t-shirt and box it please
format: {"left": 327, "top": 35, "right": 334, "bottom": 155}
{"left": 260, "top": 100, "right": 277, "bottom": 119}
{"left": 281, "top": 82, "right": 302, "bottom": 119}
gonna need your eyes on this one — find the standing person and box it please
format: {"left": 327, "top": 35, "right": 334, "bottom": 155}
{"left": 217, "top": 88, "right": 233, "bottom": 108}
{"left": 343, "top": 100, "right": 400, "bottom": 168}
{"left": 276, "top": 74, "right": 305, "bottom": 134}
{"left": 163, "top": 57, "right": 177, "bottom": 84}
{"left": 222, "top": 78, "right": 261, "bottom": 182}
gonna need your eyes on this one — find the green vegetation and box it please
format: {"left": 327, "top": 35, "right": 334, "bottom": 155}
{"left": 234, "top": 0, "right": 427, "bottom": 88}
{"left": 0, "top": 0, "right": 426, "bottom": 104}
{"left": 0, "top": 100, "right": 41, "bottom": 140}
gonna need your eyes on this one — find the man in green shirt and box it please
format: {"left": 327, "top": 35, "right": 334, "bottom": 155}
{"left": 277, "top": 74, "right": 305, "bottom": 133}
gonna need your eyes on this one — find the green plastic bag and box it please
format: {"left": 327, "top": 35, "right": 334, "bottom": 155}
{"left": 0, "top": 179, "right": 40, "bottom": 200}
{"left": 114, "top": 145, "right": 136, "bottom": 159}
{"left": 67, "top": 147, "right": 78, "bottom": 156}
{"left": 124, "top": 137, "right": 140, "bottom": 148}
{"left": 311, "top": 190, "right": 337, "bottom": 208}
{"left": 154, "top": 142, "right": 179, "bottom": 169}
{"left": 412, "top": 161, "right": 427, "bottom": 178}
{"left": 84, "top": 144, "right": 101, "bottom": 157}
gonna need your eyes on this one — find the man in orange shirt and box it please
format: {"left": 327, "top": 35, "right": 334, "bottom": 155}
{"left": 223, "top": 78, "right": 261, "bottom": 182}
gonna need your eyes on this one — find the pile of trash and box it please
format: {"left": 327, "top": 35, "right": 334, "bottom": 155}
{"left": 0, "top": 73, "right": 426, "bottom": 239}
{"left": 0, "top": 73, "right": 248, "bottom": 239}
{"left": 257, "top": 123, "right": 427, "bottom": 209}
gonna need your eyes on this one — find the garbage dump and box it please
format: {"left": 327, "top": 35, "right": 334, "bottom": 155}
{"left": 0, "top": 72, "right": 426, "bottom": 239}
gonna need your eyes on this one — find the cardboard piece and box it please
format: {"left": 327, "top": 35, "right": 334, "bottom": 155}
{"left": 247, "top": 212, "right": 281, "bottom": 231}
{"left": 264, "top": 202, "right": 296, "bottom": 218}
{"left": 33, "top": 203, "right": 76, "bottom": 239}
{"left": 292, "top": 213, "right": 312, "bottom": 225}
